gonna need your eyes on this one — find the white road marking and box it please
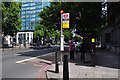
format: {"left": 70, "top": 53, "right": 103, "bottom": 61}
{"left": 34, "top": 64, "right": 40, "bottom": 67}
{"left": 16, "top": 52, "right": 54, "bottom": 64}
{"left": 16, "top": 57, "right": 37, "bottom": 64}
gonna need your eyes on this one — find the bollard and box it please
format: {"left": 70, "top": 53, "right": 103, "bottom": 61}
{"left": 55, "top": 52, "right": 59, "bottom": 73}
{"left": 63, "top": 54, "right": 69, "bottom": 80}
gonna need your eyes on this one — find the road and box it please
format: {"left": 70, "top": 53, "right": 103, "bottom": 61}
{"left": 2, "top": 46, "right": 59, "bottom": 78}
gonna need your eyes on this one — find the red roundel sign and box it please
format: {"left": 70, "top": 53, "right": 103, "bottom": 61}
{"left": 63, "top": 13, "right": 69, "bottom": 19}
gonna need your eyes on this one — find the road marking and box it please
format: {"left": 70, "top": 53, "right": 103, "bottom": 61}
{"left": 16, "top": 57, "right": 37, "bottom": 64}
{"left": 16, "top": 52, "right": 54, "bottom": 64}
{"left": 38, "top": 63, "right": 50, "bottom": 79}
{"left": 34, "top": 64, "right": 40, "bottom": 67}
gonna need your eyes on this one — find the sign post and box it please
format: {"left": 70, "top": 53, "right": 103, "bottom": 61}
{"left": 60, "top": 10, "right": 70, "bottom": 64}
{"left": 60, "top": 10, "right": 64, "bottom": 65}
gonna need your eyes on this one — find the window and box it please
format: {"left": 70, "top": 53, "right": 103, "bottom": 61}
{"left": 22, "top": 4, "right": 29, "bottom": 7}
{"left": 26, "top": 15, "right": 29, "bottom": 18}
{"left": 36, "top": 18, "right": 40, "bottom": 20}
{"left": 30, "top": 18, "right": 35, "bottom": 21}
{"left": 36, "top": 2, "right": 42, "bottom": 4}
{"left": 32, "top": 14, "right": 35, "bottom": 17}
{"left": 36, "top": 10, "right": 41, "bottom": 12}
{"left": 31, "top": 26, "right": 33, "bottom": 29}
{"left": 31, "top": 22, "right": 35, "bottom": 25}
{"left": 36, "top": 6, "right": 42, "bottom": 8}
{"left": 28, "top": 26, "right": 32, "bottom": 29}
{"left": 22, "top": 8, "right": 25, "bottom": 10}
{"left": 22, "top": 23, "right": 25, "bottom": 26}
{"left": 30, "top": 7, "right": 36, "bottom": 10}
{"left": 22, "top": 12, "right": 25, "bottom": 14}
{"left": 22, "top": 19, "right": 25, "bottom": 21}
{"left": 32, "top": 11, "right": 36, "bottom": 13}
{"left": 22, "top": 16, "right": 25, "bottom": 18}
{"left": 30, "top": 3, "right": 35, "bottom": 6}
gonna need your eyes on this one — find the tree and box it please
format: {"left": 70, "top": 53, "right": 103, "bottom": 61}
{"left": 39, "top": 2, "right": 104, "bottom": 38}
{"left": 63, "top": 30, "right": 73, "bottom": 42}
{"left": 2, "top": 2, "right": 22, "bottom": 36}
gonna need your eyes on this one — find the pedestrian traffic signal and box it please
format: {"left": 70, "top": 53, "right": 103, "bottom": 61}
{"left": 92, "top": 38, "right": 95, "bottom": 43}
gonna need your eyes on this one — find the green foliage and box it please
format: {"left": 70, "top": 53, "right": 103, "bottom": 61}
{"left": 63, "top": 30, "right": 73, "bottom": 42}
{"left": 38, "top": 2, "right": 104, "bottom": 38}
{"left": 50, "top": 30, "right": 60, "bottom": 39}
{"left": 2, "top": 2, "right": 22, "bottom": 36}
{"left": 73, "top": 36, "right": 82, "bottom": 42}
{"left": 33, "top": 30, "right": 44, "bottom": 38}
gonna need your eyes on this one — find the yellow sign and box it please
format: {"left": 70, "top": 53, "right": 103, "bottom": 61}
{"left": 62, "top": 21, "right": 69, "bottom": 28}
{"left": 92, "top": 38, "right": 95, "bottom": 42}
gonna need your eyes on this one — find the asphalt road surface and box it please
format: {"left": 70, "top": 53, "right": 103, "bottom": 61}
{"left": 2, "top": 46, "right": 59, "bottom": 78}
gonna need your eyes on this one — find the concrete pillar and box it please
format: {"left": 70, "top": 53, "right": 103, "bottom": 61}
{"left": 25, "top": 32, "right": 27, "bottom": 44}
{"left": 29, "top": 32, "right": 31, "bottom": 43}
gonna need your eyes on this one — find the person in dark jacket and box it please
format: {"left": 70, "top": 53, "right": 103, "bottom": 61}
{"left": 69, "top": 41, "right": 75, "bottom": 60}
{"left": 81, "top": 42, "right": 85, "bottom": 61}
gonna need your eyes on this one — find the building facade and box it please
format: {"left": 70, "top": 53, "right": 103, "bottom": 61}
{"left": 16, "top": 1, "right": 50, "bottom": 45}
{"left": 101, "top": 2, "right": 120, "bottom": 55}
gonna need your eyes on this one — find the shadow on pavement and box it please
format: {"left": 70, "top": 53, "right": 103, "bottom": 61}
{"left": 17, "top": 46, "right": 119, "bottom": 69}
{"left": 70, "top": 48, "right": 119, "bottom": 69}
{"left": 17, "top": 47, "right": 59, "bottom": 57}
{"left": 47, "top": 70, "right": 56, "bottom": 73}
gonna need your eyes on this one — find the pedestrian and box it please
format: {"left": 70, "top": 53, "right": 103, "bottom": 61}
{"left": 69, "top": 41, "right": 75, "bottom": 60}
{"left": 81, "top": 42, "right": 85, "bottom": 61}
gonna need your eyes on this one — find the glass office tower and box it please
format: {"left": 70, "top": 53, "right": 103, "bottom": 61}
{"left": 21, "top": 2, "right": 43, "bottom": 31}
{"left": 16, "top": 1, "right": 50, "bottom": 45}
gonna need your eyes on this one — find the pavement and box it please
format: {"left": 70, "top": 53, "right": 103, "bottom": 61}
{"left": 30, "top": 48, "right": 119, "bottom": 79}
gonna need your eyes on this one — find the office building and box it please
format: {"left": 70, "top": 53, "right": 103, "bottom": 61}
{"left": 16, "top": 1, "right": 50, "bottom": 45}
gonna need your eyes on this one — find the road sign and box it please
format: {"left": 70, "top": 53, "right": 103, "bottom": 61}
{"left": 62, "top": 13, "right": 69, "bottom": 19}
{"left": 62, "top": 13, "right": 70, "bottom": 28}
{"left": 62, "top": 21, "right": 69, "bottom": 28}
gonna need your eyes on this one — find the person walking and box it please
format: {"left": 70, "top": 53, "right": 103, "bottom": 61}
{"left": 81, "top": 42, "right": 85, "bottom": 61}
{"left": 69, "top": 41, "right": 75, "bottom": 60}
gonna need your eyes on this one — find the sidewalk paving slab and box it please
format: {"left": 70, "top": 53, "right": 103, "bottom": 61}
{"left": 45, "top": 48, "right": 119, "bottom": 79}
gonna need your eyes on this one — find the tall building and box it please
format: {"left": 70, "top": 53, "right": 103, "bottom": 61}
{"left": 101, "top": 2, "right": 120, "bottom": 55}
{"left": 16, "top": 1, "right": 50, "bottom": 45}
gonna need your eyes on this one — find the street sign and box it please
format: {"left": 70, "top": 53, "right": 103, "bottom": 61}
{"left": 62, "top": 21, "right": 69, "bottom": 28}
{"left": 62, "top": 13, "right": 70, "bottom": 28}
{"left": 62, "top": 13, "right": 69, "bottom": 19}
